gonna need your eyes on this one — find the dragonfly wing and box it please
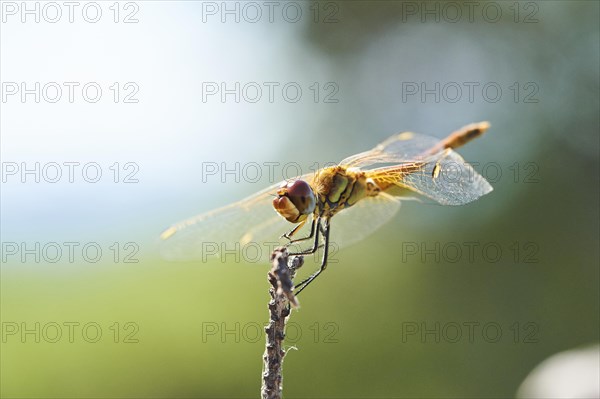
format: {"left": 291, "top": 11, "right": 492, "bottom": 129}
{"left": 160, "top": 182, "right": 292, "bottom": 262}
{"left": 339, "top": 132, "right": 441, "bottom": 168}
{"left": 402, "top": 150, "right": 492, "bottom": 205}
{"left": 340, "top": 129, "right": 492, "bottom": 206}
{"left": 369, "top": 149, "right": 493, "bottom": 206}
{"left": 327, "top": 192, "right": 401, "bottom": 251}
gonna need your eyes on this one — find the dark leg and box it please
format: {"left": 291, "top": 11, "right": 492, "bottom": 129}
{"left": 288, "top": 217, "right": 321, "bottom": 256}
{"left": 282, "top": 218, "right": 316, "bottom": 244}
{"left": 294, "top": 220, "right": 330, "bottom": 296}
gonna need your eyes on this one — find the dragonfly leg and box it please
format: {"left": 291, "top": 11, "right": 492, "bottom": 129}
{"left": 294, "top": 220, "right": 330, "bottom": 296}
{"left": 282, "top": 218, "right": 315, "bottom": 244}
{"left": 288, "top": 217, "right": 321, "bottom": 256}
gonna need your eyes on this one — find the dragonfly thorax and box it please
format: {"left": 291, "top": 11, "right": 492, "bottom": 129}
{"left": 313, "top": 166, "right": 375, "bottom": 218}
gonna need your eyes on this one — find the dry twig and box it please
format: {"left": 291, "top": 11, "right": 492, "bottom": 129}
{"left": 261, "top": 247, "right": 302, "bottom": 399}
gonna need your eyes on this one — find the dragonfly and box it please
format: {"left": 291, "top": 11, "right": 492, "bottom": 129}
{"left": 160, "top": 122, "right": 493, "bottom": 295}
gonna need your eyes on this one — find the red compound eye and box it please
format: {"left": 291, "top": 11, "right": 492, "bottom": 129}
{"left": 285, "top": 180, "right": 316, "bottom": 215}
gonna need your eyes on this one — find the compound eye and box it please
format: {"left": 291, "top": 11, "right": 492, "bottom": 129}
{"left": 286, "top": 180, "right": 316, "bottom": 215}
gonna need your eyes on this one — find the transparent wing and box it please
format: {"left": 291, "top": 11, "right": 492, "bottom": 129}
{"left": 160, "top": 181, "right": 301, "bottom": 262}
{"left": 326, "top": 192, "right": 402, "bottom": 250}
{"left": 368, "top": 149, "right": 493, "bottom": 206}
{"left": 339, "top": 132, "right": 442, "bottom": 168}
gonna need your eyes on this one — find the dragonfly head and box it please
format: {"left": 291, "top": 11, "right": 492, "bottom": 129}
{"left": 273, "top": 179, "right": 316, "bottom": 223}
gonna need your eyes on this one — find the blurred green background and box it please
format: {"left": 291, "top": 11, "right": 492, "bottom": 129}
{"left": 1, "top": 1, "right": 598, "bottom": 398}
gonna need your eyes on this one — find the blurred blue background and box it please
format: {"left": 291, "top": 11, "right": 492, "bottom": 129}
{"left": 1, "top": 1, "right": 598, "bottom": 398}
